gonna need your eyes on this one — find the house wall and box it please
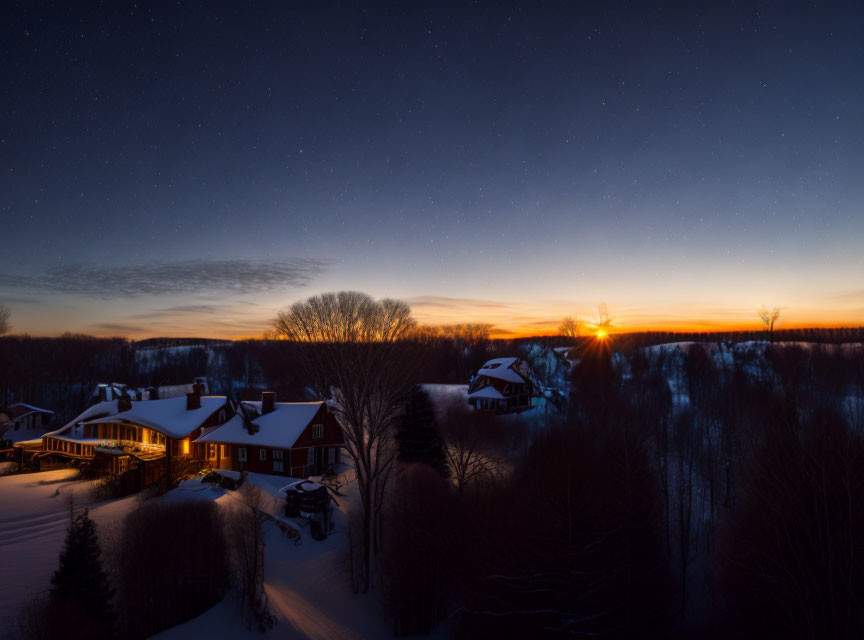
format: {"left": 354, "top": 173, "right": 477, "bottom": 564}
{"left": 469, "top": 375, "right": 532, "bottom": 412}
{"left": 220, "top": 405, "right": 345, "bottom": 477}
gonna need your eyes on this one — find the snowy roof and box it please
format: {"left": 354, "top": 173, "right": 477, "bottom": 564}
{"left": 44, "top": 400, "right": 120, "bottom": 439}
{"left": 5, "top": 403, "right": 54, "bottom": 418}
{"left": 195, "top": 401, "right": 324, "bottom": 449}
{"left": 477, "top": 357, "right": 526, "bottom": 384}
{"left": 81, "top": 396, "right": 227, "bottom": 439}
{"left": 467, "top": 385, "right": 506, "bottom": 400}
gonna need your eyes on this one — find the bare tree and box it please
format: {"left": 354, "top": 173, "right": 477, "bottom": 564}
{"left": 441, "top": 323, "right": 493, "bottom": 347}
{"left": 558, "top": 316, "right": 583, "bottom": 338}
{"left": 439, "top": 406, "right": 506, "bottom": 492}
{"left": 0, "top": 304, "right": 10, "bottom": 335}
{"left": 757, "top": 305, "right": 780, "bottom": 342}
{"left": 230, "top": 484, "right": 274, "bottom": 631}
{"left": 273, "top": 291, "right": 418, "bottom": 593}
{"left": 596, "top": 303, "right": 612, "bottom": 332}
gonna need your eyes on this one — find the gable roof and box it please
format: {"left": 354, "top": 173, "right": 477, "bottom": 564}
{"left": 81, "top": 396, "right": 227, "bottom": 439}
{"left": 477, "top": 357, "right": 527, "bottom": 384}
{"left": 1, "top": 403, "right": 54, "bottom": 421}
{"left": 195, "top": 401, "right": 325, "bottom": 449}
{"left": 467, "top": 385, "right": 506, "bottom": 400}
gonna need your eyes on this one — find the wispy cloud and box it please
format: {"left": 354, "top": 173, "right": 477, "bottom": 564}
{"left": 128, "top": 304, "right": 231, "bottom": 319}
{"left": 408, "top": 296, "right": 514, "bottom": 310}
{"left": 0, "top": 296, "right": 42, "bottom": 304}
{"left": 0, "top": 259, "right": 331, "bottom": 299}
{"left": 90, "top": 322, "right": 149, "bottom": 334}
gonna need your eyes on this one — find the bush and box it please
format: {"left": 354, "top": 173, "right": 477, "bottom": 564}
{"left": 116, "top": 501, "right": 230, "bottom": 638}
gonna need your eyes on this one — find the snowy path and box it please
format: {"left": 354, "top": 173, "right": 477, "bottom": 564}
{"left": 266, "top": 585, "right": 364, "bottom": 640}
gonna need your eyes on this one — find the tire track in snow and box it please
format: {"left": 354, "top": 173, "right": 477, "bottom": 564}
{"left": 264, "top": 584, "right": 363, "bottom": 640}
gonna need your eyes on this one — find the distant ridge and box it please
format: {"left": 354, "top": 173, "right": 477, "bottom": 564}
{"left": 132, "top": 337, "right": 232, "bottom": 349}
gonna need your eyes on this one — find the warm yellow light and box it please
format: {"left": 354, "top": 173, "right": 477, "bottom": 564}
{"left": 595, "top": 329, "right": 609, "bottom": 340}
{"left": 182, "top": 438, "right": 190, "bottom": 455}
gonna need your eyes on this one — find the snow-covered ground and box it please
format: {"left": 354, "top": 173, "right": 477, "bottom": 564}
{"left": 156, "top": 472, "right": 395, "bottom": 639}
{"left": 0, "top": 470, "right": 136, "bottom": 630}
{"left": 0, "top": 469, "right": 397, "bottom": 639}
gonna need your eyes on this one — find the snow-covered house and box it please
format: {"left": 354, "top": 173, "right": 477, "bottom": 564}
{"left": 90, "top": 377, "right": 210, "bottom": 404}
{"left": 0, "top": 403, "right": 55, "bottom": 445}
{"left": 195, "top": 392, "right": 344, "bottom": 478}
{"left": 467, "top": 357, "right": 535, "bottom": 412}
{"left": 29, "top": 383, "right": 231, "bottom": 488}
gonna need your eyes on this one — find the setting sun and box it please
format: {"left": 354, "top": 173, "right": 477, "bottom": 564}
{"left": 595, "top": 329, "right": 609, "bottom": 340}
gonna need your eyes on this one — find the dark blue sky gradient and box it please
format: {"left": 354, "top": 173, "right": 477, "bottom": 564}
{"left": 2, "top": 2, "right": 863, "bottom": 336}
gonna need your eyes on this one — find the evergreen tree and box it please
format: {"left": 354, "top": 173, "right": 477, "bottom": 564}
{"left": 50, "top": 509, "right": 115, "bottom": 639}
{"left": 396, "top": 386, "right": 449, "bottom": 476}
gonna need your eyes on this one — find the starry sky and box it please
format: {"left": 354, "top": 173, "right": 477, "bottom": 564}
{"left": 2, "top": 1, "right": 863, "bottom": 338}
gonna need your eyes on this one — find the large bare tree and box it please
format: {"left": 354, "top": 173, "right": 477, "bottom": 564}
{"left": 558, "top": 315, "right": 583, "bottom": 338}
{"left": 0, "top": 304, "right": 10, "bottom": 335}
{"left": 757, "top": 305, "right": 780, "bottom": 342}
{"left": 273, "top": 291, "right": 418, "bottom": 592}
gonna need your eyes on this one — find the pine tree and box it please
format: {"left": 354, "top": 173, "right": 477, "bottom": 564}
{"left": 396, "top": 386, "right": 449, "bottom": 476}
{"left": 50, "top": 509, "right": 115, "bottom": 639}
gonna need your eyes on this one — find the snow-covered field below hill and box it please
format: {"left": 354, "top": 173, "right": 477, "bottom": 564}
{"left": 0, "top": 469, "right": 410, "bottom": 639}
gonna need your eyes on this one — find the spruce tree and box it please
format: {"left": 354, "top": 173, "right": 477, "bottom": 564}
{"left": 396, "top": 386, "right": 449, "bottom": 476}
{"left": 50, "top": 509, "right": 115, "bottom": 638}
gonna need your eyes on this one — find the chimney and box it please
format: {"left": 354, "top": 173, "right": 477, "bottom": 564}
{"left": 192, "top": 381, "right": 206, "bottom": 397}
{"left": 186, "top": 391, "right": 201, "bottom": 411}
{"left": 147, "top": 386, "right": 159, "bottom": 401}
{"left": 118, "top": 393, "right": 133, "bottom": 413}
{"left": 261, "top": 391, "right": 275, "bottom": 415}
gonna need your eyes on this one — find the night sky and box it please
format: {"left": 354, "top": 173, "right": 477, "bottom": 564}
{"left": 2, "top": 1, "right": 863, "bottom": 337}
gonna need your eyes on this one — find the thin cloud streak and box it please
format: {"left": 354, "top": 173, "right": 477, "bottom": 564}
{"left": 0, "top": 259, "right": 331, "bottom": 299}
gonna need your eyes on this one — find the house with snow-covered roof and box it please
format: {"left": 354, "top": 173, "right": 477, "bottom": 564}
{"left": 195, "top": 392, "right": 345, "bottom": 477}
{"left": 28, "top": 382, "right": 231, "bottom": 489}
{"left": 0, "top": 403, "right": 55, "bottom": 445}
{"left": 467, "top": 357, "right": 535, "bottom": 412}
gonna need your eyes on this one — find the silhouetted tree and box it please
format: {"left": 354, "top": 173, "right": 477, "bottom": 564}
{"left": 757, "top": 305, "right": 780, "bottom": 342}
{"left": 718, "top": 406, "right": 864, "bottom": 638}
{"left": 49, "top": 509, "right": 115, "bottom": 640}
{"left": 0, "top": 304, "right": 10, "bottom": 335}
{"left": 558, "top": 315, "right": 583, "bottom": 338}
{"left": 273, "top": 291, "right": 419, "bottom": 593}
{"left": 118, "top": 501, "right": 230, "bottom": 638}
{"left": 396, "top": 386, "right": 448, "bottom": 475}
{"left": 382, "top": 464, "right": 453, "bottom": 635}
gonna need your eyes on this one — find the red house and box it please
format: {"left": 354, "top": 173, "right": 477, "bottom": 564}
{"left": 195, "top": 392, "right": 345, "bottom": 478}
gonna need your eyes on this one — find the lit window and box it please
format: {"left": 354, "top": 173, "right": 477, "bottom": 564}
{"left": 311, "top": 424, "right": 324, "bottom": 440}
{"left": 259, "top": 448, "right": 267, "bottom": 461}
{"left": 182, "top": 438, "right": 190, "bottom": 455}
